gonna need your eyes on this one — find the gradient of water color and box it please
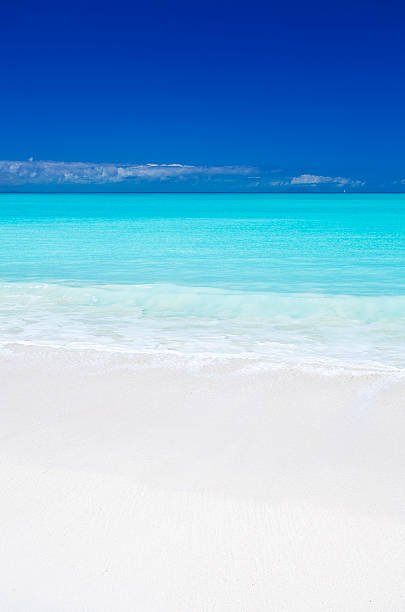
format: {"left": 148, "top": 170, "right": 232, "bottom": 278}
{"left": 1, "top": 193, "right": 404, "bottom": 369}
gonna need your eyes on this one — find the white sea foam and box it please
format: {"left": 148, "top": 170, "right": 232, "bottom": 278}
{"left": 1, "top": 281, "right": 405, "bottom": 372}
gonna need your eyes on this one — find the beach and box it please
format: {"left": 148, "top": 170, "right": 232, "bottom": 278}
{"left": 1, "top": 344, "right": 404, "bottom": 610}
{"left": 1, "top": 192, "right": 405, "bottom": 610}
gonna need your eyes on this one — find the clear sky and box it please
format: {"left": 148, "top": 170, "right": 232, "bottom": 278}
{"left": 1, "top": 0, "right": 404, "bottom": 191}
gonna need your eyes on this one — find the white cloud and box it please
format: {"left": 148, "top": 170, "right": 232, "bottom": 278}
{"left": 290, "top": 174, "right": 361, "bottom": 186}
{"left": 289, "top": 174, "right": 366, "bottom": 187}
{"left": 267, "top": 174, "right": 365, "bottom": 188}
{"left": 0, "top": 160, "right": 256, "bottom": 185}
{"left": 0, "top": 160, "right": 366, "bottom": 189}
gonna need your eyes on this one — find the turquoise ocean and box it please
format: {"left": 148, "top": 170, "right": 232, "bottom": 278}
{"left": 1, "top": 193, "right": 404, "bottom": 370}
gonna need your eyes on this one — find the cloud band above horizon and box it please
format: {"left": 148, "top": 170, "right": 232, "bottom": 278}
{"left": 0, "top": 159, "right": 366, "bottom": 189}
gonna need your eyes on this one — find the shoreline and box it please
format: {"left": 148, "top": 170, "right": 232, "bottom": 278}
{"left": 2, "top": 279, "right": 405, "bottom": 371}
{"left": 2, "top": 340, "right": 405, "bottom": 377}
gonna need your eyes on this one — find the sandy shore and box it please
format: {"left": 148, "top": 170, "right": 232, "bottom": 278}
{"left": 1, "top": 345, "right": 404, "bottom": 611}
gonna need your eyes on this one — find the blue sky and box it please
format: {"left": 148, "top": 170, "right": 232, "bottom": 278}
{"left": 1, "top": 0, "right": 404, "bottom": 191}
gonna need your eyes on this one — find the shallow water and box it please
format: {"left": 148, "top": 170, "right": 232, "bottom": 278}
{"left": 1, "top": 193, "right": 404, "bottom": 369}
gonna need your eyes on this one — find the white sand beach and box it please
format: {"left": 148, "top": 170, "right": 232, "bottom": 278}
{"left": 1, "top": 345, "right": 405, "bottom": 611}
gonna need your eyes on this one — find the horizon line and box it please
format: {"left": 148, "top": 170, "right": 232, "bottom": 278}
{"left": 1, "top": 191, "right": 405, "bottom": 195}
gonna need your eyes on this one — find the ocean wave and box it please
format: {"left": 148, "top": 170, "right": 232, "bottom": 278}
{"left": 0, "top": 281, "right": 405, "bottom": 369}
{"left": 1, "top": 281, "right": 405, "bottom": 319}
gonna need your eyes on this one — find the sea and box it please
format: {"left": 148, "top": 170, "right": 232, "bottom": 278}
{"left": 1, "top": 192, "right": 404, "bottom": 372}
